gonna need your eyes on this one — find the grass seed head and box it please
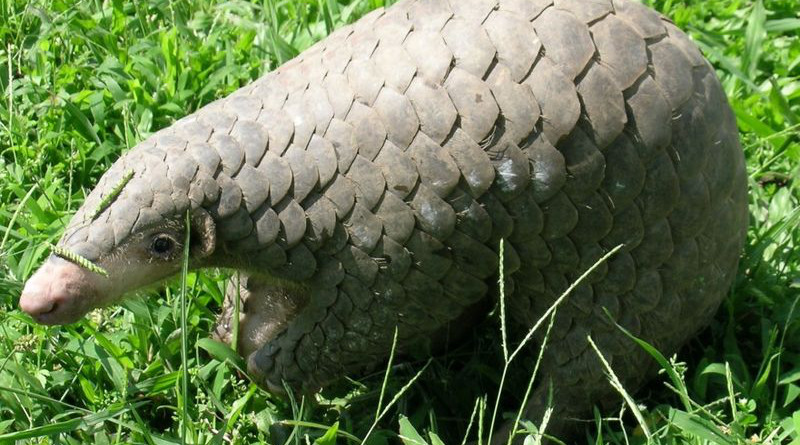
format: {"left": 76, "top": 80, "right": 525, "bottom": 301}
{"left": 90, "top": 170, "right": 135, "bottom": 221}
{"left": 48, "top": 243, "right": 109, "bottom": 277}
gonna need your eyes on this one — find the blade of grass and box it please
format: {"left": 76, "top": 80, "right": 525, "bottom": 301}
{"left": 0, "top": 183, "right": 36, "bottom": 254}
{"left": 668, "top": 409, "right": 736, "bottom": 445}
{"left": 743, "top": 0, "right": 766, "bottom": 78}
{"left": 587, "top": 335, "right": 652, "bottom": 439}
{"left": 488, "top": 244, "right": 624, "bottom": 443}
{"left": 375, "top": 326, "right": 399, "bottom": 421}
{"left": 224, "top": 383, "right": 256, "bottom": 432}
{"left": 769, "top": 295, "right": 800, "bottom": 424}
{"left": 506, "top": 310, "right": 557, "bottom": 445}
{"left": 499, "top": 239, "right": 509, "bottom": 362}
{"left": 605, "top": 308, "right": 693, "bottom": 412}
{"left": 362, "top": 358, "right": 432, "bottom": 444}
{"left": 179, "top": 210, "right": 191, "bottom": 444}
{"left": 279, "top": 420, "right": 361, "bottom": 443}
{"left": 232, "top": 271, "right": 240, "bottom": 358}
{"left": 460, "top": 397, "right": 482, "bottom": 445}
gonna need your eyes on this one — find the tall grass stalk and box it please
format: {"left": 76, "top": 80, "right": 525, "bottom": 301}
{"left": 179, "top": 210, "right": 191, "bottom": 444}
{"left": 232, "top": 271, "right": 241, "bottom": 358}
{"left": 507, "top": 311, "right": 557, "bottom": 445}
{"left": 375, "top": 326, "right": 399, "bottom": 421}
{"left": 487, "top": 243, "right": 624, "bottom": 444}
{"left": 461, "top": 397, "right": 483, "bottom": 445}
{"left": 587, "top": 335, "right": 652, "bottom": 439}
{"left": 498, "top": 239, "right": 509, "bottom": 362}
{"left": 5, "top": 42, "right": 12, "bottom": 159}
{"left": 362, "top": 331, "right": 431, "bottom": 444}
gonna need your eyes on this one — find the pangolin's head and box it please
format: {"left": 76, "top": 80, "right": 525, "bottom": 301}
{"left": 19, "top": 130, "right": 219, "bottom": 325}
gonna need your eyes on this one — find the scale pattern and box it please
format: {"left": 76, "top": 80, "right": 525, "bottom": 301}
{"left": 59, "top": 0, "right": 748, "bottom": 424}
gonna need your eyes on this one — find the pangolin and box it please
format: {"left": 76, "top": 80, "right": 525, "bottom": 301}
{"left": 20, "top": 0, "right": 748, "bottom": 439}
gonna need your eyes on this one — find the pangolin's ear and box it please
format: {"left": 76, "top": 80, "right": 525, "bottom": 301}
{"left": 191, "top": 208, "right": 216, "bottom": 259}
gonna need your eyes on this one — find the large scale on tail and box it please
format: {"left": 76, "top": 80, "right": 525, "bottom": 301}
{"left": 20, "top": 0, "right": 748, "bottom": 438}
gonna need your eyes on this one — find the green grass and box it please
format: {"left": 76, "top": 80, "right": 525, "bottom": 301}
{"left": 1, "top": 0, "right": 799, "bottom": 443}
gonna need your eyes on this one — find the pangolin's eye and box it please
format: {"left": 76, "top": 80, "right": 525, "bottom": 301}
{"left": 150, "top": 235, "right": 175, "bottom": 257}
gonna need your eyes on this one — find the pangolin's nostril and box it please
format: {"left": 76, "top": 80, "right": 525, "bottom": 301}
{"left": 43, "top": 301, "right": 58, "bottom": 315}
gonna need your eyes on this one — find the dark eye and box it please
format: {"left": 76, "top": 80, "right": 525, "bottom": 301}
{"left": 150, "top": 235, "right": 175, "bottom": 257}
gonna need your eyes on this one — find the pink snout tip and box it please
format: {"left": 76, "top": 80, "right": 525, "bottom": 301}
{"left": 19, "top": 278, "right": 57, "bottom": 317}
{"left": 19, "top": 259, "right": 90, "bottom": 325}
